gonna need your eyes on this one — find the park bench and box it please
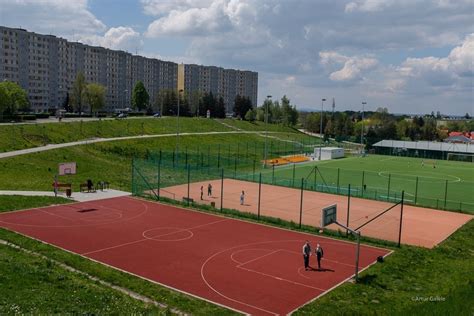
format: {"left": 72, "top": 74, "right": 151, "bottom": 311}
{"left": 52, "top": 182, "right": 72, "bottom": 197}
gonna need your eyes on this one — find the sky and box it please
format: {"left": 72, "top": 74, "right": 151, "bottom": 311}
{"left": 0, "top": 0, "right": 473, "bottom": 115}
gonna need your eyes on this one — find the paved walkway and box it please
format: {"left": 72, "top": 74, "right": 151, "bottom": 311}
{"left": 0, "top": 189, "right": 130, "bottom": 202}
{"left": 0, "top": 130, "right": 273, "bottom": 159}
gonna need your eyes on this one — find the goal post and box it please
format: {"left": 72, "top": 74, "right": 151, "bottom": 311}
{"left": 447, "top": 153, "right": 474, "bottom": 162}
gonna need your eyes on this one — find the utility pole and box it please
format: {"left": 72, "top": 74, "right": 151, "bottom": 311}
{"left": 319, "top": 98, "right": 326, "bottom": 160}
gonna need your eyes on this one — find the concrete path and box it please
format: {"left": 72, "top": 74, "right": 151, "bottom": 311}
{"left": 0, "top": 189, "right": 130, "bottom": 202}
{"left": 0, "top": 130, "right": 273, "bottom": 159}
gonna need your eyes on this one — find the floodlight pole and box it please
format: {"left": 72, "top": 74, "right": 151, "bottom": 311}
{"left": 264, "top": 95, "right": 272, "bottom": 168}
{"left": 361, "top": 102, "right": 366, "bottom": 153}
{"left": 332, "top": 220, "right": 361, "bottom": 282}
{"left": 319, "top": 98, "right": 326, "bottom": 160}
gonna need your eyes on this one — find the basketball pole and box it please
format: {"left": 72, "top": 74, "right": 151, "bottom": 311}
{"left": 333, "top": 220, "right": 361, "bottom": 282}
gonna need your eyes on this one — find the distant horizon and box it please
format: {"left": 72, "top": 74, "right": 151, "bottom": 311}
{"left": 1, "top": 1, "right": 472, "bottom": 115}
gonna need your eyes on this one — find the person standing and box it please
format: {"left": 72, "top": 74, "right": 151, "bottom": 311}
{"left": 207, "top": 183, "right": 212, "bottom": 197}
{"left": 302, "top": 241, "right": 311, "bottom": 271}
{"left": 200, "top": 185, "right": 204, "bottom": 200}
{"left": 315, "top": 244, "right": 324, "bottom": 270}
{"left": 240, "top": 190, "right": 245, "bottom": 205}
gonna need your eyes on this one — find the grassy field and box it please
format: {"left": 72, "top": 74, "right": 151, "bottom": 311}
{"left": 263, "top": 155, "right": 474, "bottom": 213}
{"left": 0, "top": 117, "right": 297, "bottom": 152}
{"left": 0, "top": 195, "right": 472, "bottom": 315}
{"left": 0, "top": 132, "right": 322, "bottom": 193}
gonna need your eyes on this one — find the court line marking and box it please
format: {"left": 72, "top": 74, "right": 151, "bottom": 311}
{"left": 142, "top": 227, "right": 194, "bottom": 242}
{"left": 287, "top": 248, "right": 395, "bottom": 315}
{"left": 0, "top": 198, "right": 148, "bottom": 228}
{"left": 201, "top": 238, "right": 387, "bottom": 315}
{"left": 0, "top": 227, "right": 245, "bottom": 316}
{"left": 131, "top": 196, "right": 392, "bottom": 253}
{"left": 83, "top": 218, "right": 229, "bottom": 255}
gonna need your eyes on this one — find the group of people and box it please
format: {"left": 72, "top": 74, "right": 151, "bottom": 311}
{"left": 199, "top": 183, "right": 246, "bottom": 205}
{"left": 200, "top": 183, "right": 214, "bottom": 200}
{"left": 302, "top": 240, "right": 324, "bottom": 271}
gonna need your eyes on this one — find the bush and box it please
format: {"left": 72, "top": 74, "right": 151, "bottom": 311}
{"left": 128, "top": 112, "right": 146, "bottom": 117}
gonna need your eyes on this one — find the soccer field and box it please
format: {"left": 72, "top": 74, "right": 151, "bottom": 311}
{"left": 264, "top": 154, "right": 474, "bottom": 213}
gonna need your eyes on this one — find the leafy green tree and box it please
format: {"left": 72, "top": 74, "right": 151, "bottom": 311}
{"left": 245, "top": 109, "right": 256, "bottom": 121}
{"left": 132, "top": 81, "right": 149, "bottom": 111}
{"left": 234, "top": 95, "right": 252, "bottom": 119}
{"left": 71, "top": 72, "right": 86, "bottom": 114}
{"left": 0, "top": 81, "right": 29, "bottom": 116}
{"left": 84, "top": 83, "right": 106, "bottom": 115}
{"left": 280, "top": 95, "right": 298, "bottom": 126}
{"left": 215, "top": 96, "right": 226, "bottom": 118}
{"left": 201, "top": 92, "right": 217, "bottom": 117}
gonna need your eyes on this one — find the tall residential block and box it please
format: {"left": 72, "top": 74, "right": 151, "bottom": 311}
{"left": 0, "top": 26, "right": 257, "bottom": 113}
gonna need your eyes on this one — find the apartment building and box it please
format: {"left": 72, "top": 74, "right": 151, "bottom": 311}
{"left": 179, "top": 63, "right": 258, "bottom": 113}
{"left": 0, "top": 26, "right": 257, "bottom": 113}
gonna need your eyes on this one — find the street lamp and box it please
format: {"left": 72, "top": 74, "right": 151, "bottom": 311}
{"left": 361, "top": 101, "right": 367, "bottom": 154}
{"left": 319, "top": 98, "right": 326, "bottom": 160}
{"left": 176, "top": 89, "right": 184, "bottom": 166}
{"left": 264, "top": 95, "right": 272, "bottom": 167}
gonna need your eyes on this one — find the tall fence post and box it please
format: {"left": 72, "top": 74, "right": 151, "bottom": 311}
{"left": 361, "top": 171, "right": 365, "bottom": 198}
{"left": 220, "top": 168, "right": 224, "bottom": 212}
{"left": 292, "top": 164, "right": 296, "bottom": 187}
{"left": 415, "top": 176, "right": 419, "bottom": 204}
{"left": 157, "top": 150, "right": 162, "bottom": 200}
{"left": 217, "top": 145, "right": 221, "bottom": 168}
{"left": 258, "top": 173, "right": 262, "bottom": 220}
{"left": 387, "top": 173, "right": 391, "bottom": 201}
{"left": 299, "top": 178, "right": 304, "bottom": 228}
{"left": 313, "top": 166, "right": 317, "bottom": 190}
{"left": 131, "top": 157, "right": 135, "bottom": 194}
{"left": 444, "top": 180, "right": 448, "bottom": 209}
{"left": 185, "top": 148, "right": 188, "bottom": 167}
{"left": 172, "top": 151, "right": 175, "bottom": 168}
{"left": 272, "top": 164, "right": 275, "bottom": 184}
{"left": 253, "top": 159, "right": 256, "bottom": 182}
{"left": 398, "top": 191, "right": 405, "bottom": 247}
{"left": 346, "top": 184, "right": 351, "bottom": 236}
{"left": 337, "top": 168, "right": 340, "bottom": 194}
{"left": 234, "top": 157, "right": 237, "bottom": 179}
{"left": 187, "top": 165, "right": 191, "bottom": 206}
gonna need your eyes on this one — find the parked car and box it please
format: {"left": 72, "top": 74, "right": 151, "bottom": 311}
{"left": 153, "top": 112, "right": 161, "bottom": 118}
{"left": 117, "top": 113, "right": 128, "bottom": 119}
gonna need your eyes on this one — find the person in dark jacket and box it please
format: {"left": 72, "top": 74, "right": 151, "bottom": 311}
{"left": 315, "top": 244, "right": 324, "bottom": 270}
{"left": 302, "top": 241, "right": 311, "bottom": 271}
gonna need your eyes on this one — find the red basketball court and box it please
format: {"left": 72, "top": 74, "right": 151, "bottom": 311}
{"left": 0, "top": 196, "right": 390, "bottom": 315}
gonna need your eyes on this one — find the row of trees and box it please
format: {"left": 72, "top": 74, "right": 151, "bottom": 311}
{"left": 244, "top": 96, "right": 298, "bottom": 126}
{"left": 69, "top": 72, "right": 106, "bottom": 115}
{"left": 302, "top": 107, "right": 474, "bottom": 146}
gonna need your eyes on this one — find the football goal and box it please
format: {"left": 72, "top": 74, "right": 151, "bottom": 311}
{"left": 447, "top": 153, "right": 474, "bottom": 162}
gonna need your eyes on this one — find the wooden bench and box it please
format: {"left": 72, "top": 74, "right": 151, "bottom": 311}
{"left": 80, "top": 182, "right": 96, "bottom": 193}
{"left": 53, "top": 183, "right": 72, "bottom": 197}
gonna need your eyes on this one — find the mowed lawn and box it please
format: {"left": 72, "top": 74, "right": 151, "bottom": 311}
{"left": 264, "top": 155, "right": 474, "bottom": 213}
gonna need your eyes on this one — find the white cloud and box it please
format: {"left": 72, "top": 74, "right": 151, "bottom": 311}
{"left": 78, "top": 27, "right": 142, "bottom": 52}
{"left": 0, "top": 0, "right": 106, "bottom": 36}
{"left": 320, "top": 52, "right": 378, "bottom": 81}
{"left": 141, "top": 0, "right": 213, "bottom": 16}
{"left": 145, "top": 1, "right": 232, "bottom": 37}
{"left": 396, "top": 33, "right": 474, "bottom": 85}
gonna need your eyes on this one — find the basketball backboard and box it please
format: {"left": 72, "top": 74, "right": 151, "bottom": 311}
{"left": 321, "top": 204, "right": 337, "bottom": 227}
{"left": 59, "top": 162, "right": 76, "bottom": 175}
